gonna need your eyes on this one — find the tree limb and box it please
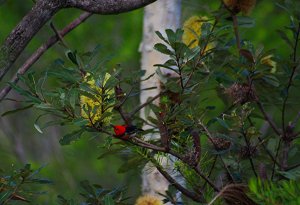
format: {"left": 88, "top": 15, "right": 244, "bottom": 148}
{"left": 153, "top": 159, "right": 205, "bottom": 203}
{"left": 0, "top": 0, "right": 157, "bottom": 82}
{"left": 0, "top": 12, "right": 92, "bottom": 102}
{"left": 0, "top": 0, "right": 62, "bottom": 81}
{"left": 65, "top": 0, "right": 157, "bottom": 14}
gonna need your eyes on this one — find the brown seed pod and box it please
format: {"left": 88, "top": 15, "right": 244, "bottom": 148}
{"left": 225, "top": 83, "right": 257, "bottom": 105}
{"left": 223, "top": 0, "right": 256, "bottom": 15}
{"left": 239, "top": 145, "right": 257, "bottom": 159}
{"left": 210, "top": 137, "right": 231, "bottom": 151}
{"left": 239, "top": 0, "right": 256, "bottom": 15}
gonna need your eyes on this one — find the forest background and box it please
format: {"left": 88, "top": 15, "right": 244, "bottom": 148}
{"left": 0, "top": 0, "right": 296, "bottom": 204}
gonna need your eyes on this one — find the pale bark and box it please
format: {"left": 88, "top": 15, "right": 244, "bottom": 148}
{"left": 139, "top": 0, "right": 181, "bottom": 202}
{"left": 0, "top": 0, "right": 157, "bottom": 81}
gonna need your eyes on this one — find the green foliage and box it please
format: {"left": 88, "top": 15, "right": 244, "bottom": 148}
{"left": 0, "top": 164, "right": 51, "bottom": 204}
{"left": 248, "top": 179, "right": 300, "bottom": 205}
{"left": 2, "top": 0, "right": 300, "bottom": 204}
{"left": 58, "top": 180, "right": 129, "bottom": 205}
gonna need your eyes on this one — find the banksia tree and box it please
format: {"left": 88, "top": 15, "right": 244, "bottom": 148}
{"left": 3, "top": 0, "right": 300, "bottom": 204}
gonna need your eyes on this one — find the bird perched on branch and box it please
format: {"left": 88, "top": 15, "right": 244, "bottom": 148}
{"left": 112, "top": 124, "right": 143, "bottom": 140}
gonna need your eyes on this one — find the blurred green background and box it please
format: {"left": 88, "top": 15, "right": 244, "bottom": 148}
{"left": 0, "top": 0, "right": 292, "bottom": 204}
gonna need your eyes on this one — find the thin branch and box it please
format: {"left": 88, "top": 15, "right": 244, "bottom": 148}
{"left": 241, "top": 128, "right": 258, "bottom": 178}
{"left": 285, "top": 162, "right": 300, "bottom": 171}
{"left": 191, "top": 129, "right": 201, "bottom": 165}
{"left": 130, "top": 137, "right": 166, "bottom": 152}
{"left": 0, "top": 0, "right": 157, "bottom": 81}
{"left": 271, "top": 138, "right": 282, "bottom": 180}
{"left": 194, "top": 166, "right": 220, "bottom": 192}
{"left": 128, "top": 92, "right": 163, "bottom": 118}
{"left": 0, "top": 12, "right": 92, "bottom": 102}
{"left": 256, "top": 101, "right": 281, "bottom": 136}
{"left": 126, "top": 136, "right": 219, "bottom": 192}
{"left": 198, "top": 121, "right": 235, "bottom": 182}
{"left": 153, "top": 160, "right": 205, "bottom": 203}
{"left": 202, "top": 155, "right": 217, "bottom": 189}
{"left": 257, "top": 136, "right": 281, "bottom": 167}
{"left": 282, "top": 22, "right": 300, "bottom": 135}
{"left": 232, "top": 14, "right": 241, "bottom": 51}
{"left": 49, "top": 22, "right": 68, "bottom": 48}
{"left": 291, "top": 111, "right": 300, "bottom": 129}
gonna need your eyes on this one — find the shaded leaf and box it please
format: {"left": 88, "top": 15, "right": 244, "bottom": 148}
{"left": 59, "top": 129, "right": 85, "bottom": 145}
{"left": 1, "top": 104, "right": 34, "bottom": 117}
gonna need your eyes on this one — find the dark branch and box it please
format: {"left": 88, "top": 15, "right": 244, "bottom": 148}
{"left": 153, "top": 160, "right": 205, "bottom": 203}
{"left": 0, "top": 0, "right": 62, "bottom": 81}
{"left": 0, "top": 0, "right": 157, "bottom": 82}
{"left": 66, "top": 0, "right": 157, "bottom": 14}
{"left": 256, "top": 102, "right": 281, "bottom": 136}
{"left": 128, "top": 92, "right": 163, "bottom": 118}
{"left": 281, "top": 22, "right": 300, "bottom": 136}
{"left": 0, "top": 12, "right": 92, "bottom": 102}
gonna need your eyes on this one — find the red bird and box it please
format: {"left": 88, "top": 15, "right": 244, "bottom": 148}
{"left": 113, "top": 125, "right": 142, "bottom": 140}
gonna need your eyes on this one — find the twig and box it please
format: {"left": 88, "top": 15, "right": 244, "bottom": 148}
{"left": 128, "top": 92, "right": 163, "bottom": 118}
{"left": 49, "top": 22, "right": 68, "bottom": 48}
{"left": 202, "top": 155, "right": 217, "bottom": 189}
{"left": 191, "top": 129, "right": 201, "bottom": 165}
{"left": 127, "top": 136, "right": 219, "bottom": 192}
{"left": 279, "top": 22, "right": 300, "bottom": 171}
{"left": 241, "top": 128, "right": 258, "bottom": 178}
{"left": 153, "top": 159, "right": 205, "bottom": 203}
{"left": 291, "top": 111, "right": 300, "bottom": 129}
{"left": 257, "top": 136, "right": 280, "bottom": 167}
{"left": 256, "top": 101, "right": 281, "bottom": 136}
{"left": 271, "top": 138, "right": 282, "bottom": 180}
{"left": 232, "top": 14, "right": 241, "bottom": 51}
{"left": 0, "top": 12, "right": 92, "bottom": 102}
{"left": 248, "top": 117, "right": 281, "bottom": 168}
{"left": 130, "top": 137, "right": 166, "bottom": 152}
{"left": 281, "top": 22, "right": 300, "bottom": 135}
{"left": 198, "top": 121, "right": 235, "bottom": 183}
{"left": 285, "top": 162, "right": 300, "bottom": 171}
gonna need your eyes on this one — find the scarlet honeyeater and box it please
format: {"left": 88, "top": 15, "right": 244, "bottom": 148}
{"left": 113, "top": 125, "right": 141, "bottom": 140}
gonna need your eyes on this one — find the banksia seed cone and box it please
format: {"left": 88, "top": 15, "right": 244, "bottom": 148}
{"left": 135, "top": 195, "right": 163, "bottom": 205}
{"left": 239, "top": 145, "right": 257, "bottom": 159}
{"left": 216, "top": 183, "right": 257, "bottom": 205}
{"left": 225, "top": 83, "right": 257, "bottom": 104}
{"left": 210, "top": 137, "right": 231, "bottom": 151}
{"left": 223, "top": 0, "right": 256, "bottom": 15}
{"left": 239, "top": 0, "right": 256, "bottom": 15}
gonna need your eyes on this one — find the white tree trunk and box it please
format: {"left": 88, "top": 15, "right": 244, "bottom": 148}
{"left": 139, "top": 0, "right": 181, "bottom": 202}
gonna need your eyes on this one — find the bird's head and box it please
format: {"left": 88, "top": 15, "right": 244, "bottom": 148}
{"left": 112, "top": 125, "right": 127, "bottom": 136}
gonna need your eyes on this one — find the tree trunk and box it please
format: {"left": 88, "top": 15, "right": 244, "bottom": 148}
{"left": 139, "top": 0, "right": 181, "bottom": 201}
